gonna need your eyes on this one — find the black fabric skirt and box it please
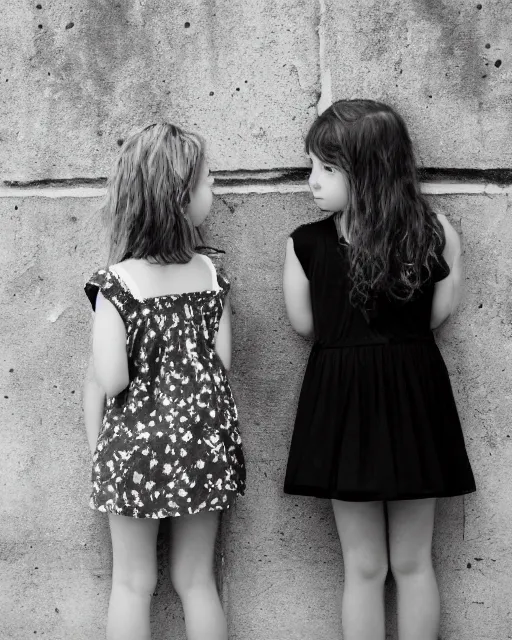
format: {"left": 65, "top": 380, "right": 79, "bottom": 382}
{"left": 284, "top": 340, "right": 476, "bottom": 502}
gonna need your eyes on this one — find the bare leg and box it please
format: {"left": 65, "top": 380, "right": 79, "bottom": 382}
{"left": 332, "top": 500, "right": 388, "bottom": 640}
{"left": 388, "top": 498, "right": 440, "bottom": 640}
{"left": 170, "top": 510, "right": 227, "bottom": 640}
{"left": 106, "top": 514, "right": 160, "bottom": 640}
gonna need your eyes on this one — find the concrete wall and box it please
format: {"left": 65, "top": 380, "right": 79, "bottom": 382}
{"left": 1, "top": 1, "right": 511, "bottom": 639}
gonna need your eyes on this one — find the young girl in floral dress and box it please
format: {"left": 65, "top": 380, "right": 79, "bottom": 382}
{"left": 83, "top": 123, "right": 245, "bottom": 640}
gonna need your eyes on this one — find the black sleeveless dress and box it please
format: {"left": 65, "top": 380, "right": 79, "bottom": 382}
{"left": 284, "top": 215, "right": 476, "bottom": 501}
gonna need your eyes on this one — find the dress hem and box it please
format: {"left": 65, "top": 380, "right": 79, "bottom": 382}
{"left": 90, "top": 491, "right": 244, "bottom": 519}
{"left": 283, "top": 485, "right": 476, "bottom": 502}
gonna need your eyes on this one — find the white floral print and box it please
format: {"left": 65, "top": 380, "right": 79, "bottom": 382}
{"left": 85, "top": 265, "right": 245, "bottom": 518}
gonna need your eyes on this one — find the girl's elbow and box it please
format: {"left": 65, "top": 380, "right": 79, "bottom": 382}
{"left": 103, "top": 380, "right": 129, "bottom": 399}
{"left": 430, "top": 314, "right": 448, "bottom": 330}
{"left": 431, "top": 299, "right": 457, "bottom": 329}
{"left": 291, "top": 319, "right": 314, "bottom": 338}
{"left": 93, "top": 351, "right": 129, "bottom": 398}
{"left": 97, "top": 370, "right": 129, "bottom": 398}
{"left": 431, "top": 279, "right": 461, "bottom": 329}
{"left": 219, "top": 353, "right": 231, "bottom": 372}
{"left": 215, "top": 346, "right": 231, "bottom": 372}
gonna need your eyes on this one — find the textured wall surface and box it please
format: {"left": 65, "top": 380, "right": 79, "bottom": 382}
{"left": 323, "top": 0, "right": 512, "bottom": 168}
{"left": 1, "top": 1, "right": 511, "bottom": 639}
{"left": 0, "top": 0, "right": 318, "bottom": 180}
{"left": 2, "top": 192, "right": 511, "bottom": 639}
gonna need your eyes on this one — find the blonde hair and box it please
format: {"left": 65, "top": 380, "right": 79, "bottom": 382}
{"left": 102, "top": 123, "right": 205, "bottom": 265}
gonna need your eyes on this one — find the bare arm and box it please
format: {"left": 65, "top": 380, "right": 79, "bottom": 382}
{"left": 215, "top": 297, "right": 232, "bottom": 371}
{"left": 92, "top": 292, "right": 130, "bottom": 397}
{"left": 83, "top": 355, "right": 105, "bottom": 455}
{"left": 431, "top": 214, "right": 463, "bottom": 329}
{"left": 283, "top": 237, "right": 314, "bottom": 338}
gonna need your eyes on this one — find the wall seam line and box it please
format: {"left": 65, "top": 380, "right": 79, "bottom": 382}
{"left": 1, "top": 182, "right": 512, "bottom": 199}
{"left": 317, "top": 0, "right": 332, "bottom": 114}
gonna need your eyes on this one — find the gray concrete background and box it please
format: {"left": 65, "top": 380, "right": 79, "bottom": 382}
{"left": 1, "top": 0, "right": 318, "bottom": 180}
{"left": 323, "top": 0, "right": 512, "bottom": 168}
{"left": 1, "top": 1, "right": 511, "bottom": 639}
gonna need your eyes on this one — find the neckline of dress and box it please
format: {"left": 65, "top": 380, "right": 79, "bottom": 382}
{"left": 108, "top": 268, "right": 223, "bottom": 302}
{"left": 331, "top": 213, "right": 349, "bottom": 246}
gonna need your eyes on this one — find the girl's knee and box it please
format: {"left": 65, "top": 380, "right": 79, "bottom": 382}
{"left": 170, "top": 563, "right": 215, "bottom": 599}
{"left": 344, "top": 550, "right": 388, "bottom": 583}
{"left": 389, "top": 550, "right": 433, "bottom": 579}
{"left": 113, "top": 566, "right": 158, "bottom": 598}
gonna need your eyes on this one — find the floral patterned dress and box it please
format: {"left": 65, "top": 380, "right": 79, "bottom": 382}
{"left": 85, "top": 257, "right": 245, "bottom": 518}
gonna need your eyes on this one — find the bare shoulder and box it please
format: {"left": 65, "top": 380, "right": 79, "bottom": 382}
{"left": 197, "top": 249, "right": 225, "bottom": 269}
{"left": 192, "top": 252, "right": 221, "bottom": 290}
{"left": 436, "top": 213, "right": 458, "bottom": 239}
{"left": 109, "top": 258, "right": 139, "bottom": 276}
{"left": 284, "top": 236, "right": 308, "bottom": 283}
{"left": 285, "top": 236, "right": 302, "bottom": 267}
{"left": 193, "top": 252, "right": 217, "bottom": 273}
{"left": 436, "top": 213, "right": 460, "bottom": 253}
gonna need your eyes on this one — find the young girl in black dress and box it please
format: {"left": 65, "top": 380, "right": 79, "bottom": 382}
{"left": 82, "top": 123, "right": 245, "bottom": 640}
{"left": 283, "top": 100, "right": 475, "bottom": 640}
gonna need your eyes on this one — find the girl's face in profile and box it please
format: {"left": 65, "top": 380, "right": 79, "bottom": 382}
{"left": 187, "top": 160, "right": 214, "bottom": 226}
{"left": 308, "top": 152, "right": 349, "bottom": 213}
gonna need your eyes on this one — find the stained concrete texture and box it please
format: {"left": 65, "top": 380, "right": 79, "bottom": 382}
{"left": 1, "top": 191, "right": 511, "bottom": 639}
{"left": 322, "top": 0, "right": 512, "bottom": 168}
{"left": 0, "top": 0, "right": 318, "bottom": 182}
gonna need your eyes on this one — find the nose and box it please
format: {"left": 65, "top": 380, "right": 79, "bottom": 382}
{"left": 308, "top": 171, "right": 320, "bottom": 192}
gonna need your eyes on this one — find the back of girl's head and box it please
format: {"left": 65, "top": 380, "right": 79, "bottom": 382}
{"left": 306, "top": 99, "right": 444, "bottom": 306}
{"left": 103, "top": 123, "right": 205, "bottom": 265}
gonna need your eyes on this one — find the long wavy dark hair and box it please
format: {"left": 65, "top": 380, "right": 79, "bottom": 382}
{"left": 305, "top": 99, "right": 445, "bottom": 308}
{"left": 102, "top": 123, "right": 204, "bottom": 265}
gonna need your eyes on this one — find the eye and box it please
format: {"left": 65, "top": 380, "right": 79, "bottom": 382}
{"left": 324, "top": 165, "right": 335, "bottom": 173}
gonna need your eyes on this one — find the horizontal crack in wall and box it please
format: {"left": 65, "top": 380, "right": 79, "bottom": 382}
{"left": 2, "top": 169, "right": 512, "bottom": 198}
{"left": 4, "top": 177, "right": 108, "bottom": 188}
{"left": 418, "top": 168, "right": 512, "bottom": 185}
{"left": 3, "top": 168, "right": 512, "bottom": 190}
